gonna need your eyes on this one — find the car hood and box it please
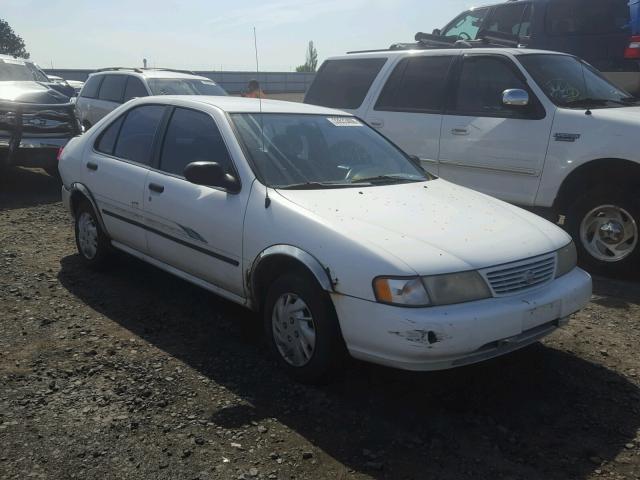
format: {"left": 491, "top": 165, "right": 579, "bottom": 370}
{"left": 276, "top": 179, "right": 570, "bottom": 275}
{"left": 0, "top": 81, "right": 71, "bottom": 104}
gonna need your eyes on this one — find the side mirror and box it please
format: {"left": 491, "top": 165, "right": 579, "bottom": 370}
{"left": 502, "top": 89, "right": 530, "bottom": 107}
{"left": 432, "top": 28, "right": 441, "bottom": 36}
{"left": 183, "top": 161, "right": 240, "bottom": 193}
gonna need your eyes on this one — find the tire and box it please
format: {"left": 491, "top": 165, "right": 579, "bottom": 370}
{"left": 74, "top": 200, "right": 111, "bottom": 270}
{"left": 263, "top": 272, "right": 346, "bottom": 384}
{"left": 566, "top": 188, "right": 640, "bottom": 276}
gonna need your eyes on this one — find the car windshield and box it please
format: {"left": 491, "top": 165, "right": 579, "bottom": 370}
{"left": 231, "top": 113, "right": 429, "bottom": 189}
{"left": 519, "top": 54, "right": 634, "bottom": 108}
{"left": 0, "top": 59, "right": 49, "bottom": 82}
{"left": 147, "top": 78, "right": 227, "bottom": 96}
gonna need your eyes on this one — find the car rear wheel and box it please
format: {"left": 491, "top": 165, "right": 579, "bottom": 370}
{"left": 263, "top": 272, "right": 345, "bottom": 384}
{"left": 74, "top": 200, "right": 111, "bottom": 269}
{"left": 567, "top": 188, "right": 640, "bottom": 276}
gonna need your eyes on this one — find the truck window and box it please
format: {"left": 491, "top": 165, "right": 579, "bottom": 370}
{"left": 441, "top": 8, "right": 489, "bottom": 40}
{"left": 452, "top": 56, "right": 530, "bottom": 118}
{"left": 485, "top": 3, "right": 532, "bottom": 38}
{"left": 375, "top": 56, "right": 454, "bottom": 113}
{"left": 304, "top": 58, "right": 387, "bottom": 110}
{"left": 546, "top": 0, "right": 630, "bottom": 35}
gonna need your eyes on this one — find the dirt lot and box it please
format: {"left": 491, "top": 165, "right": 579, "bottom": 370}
{"left": 1, "top": 168, "right": 639, "bottom": 480}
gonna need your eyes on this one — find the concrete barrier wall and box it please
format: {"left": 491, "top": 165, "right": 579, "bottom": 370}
{"left": 44, "top": 69, "right": 316, "bottom": 94}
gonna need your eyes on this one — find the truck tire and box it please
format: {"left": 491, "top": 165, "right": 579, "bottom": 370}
{"left": 567, "top": 188, "right": 640, "bottom": 276}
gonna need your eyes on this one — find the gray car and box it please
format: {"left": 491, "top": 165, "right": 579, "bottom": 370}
{"left": 75, "top": 68, "right": 227, "bottom": 130}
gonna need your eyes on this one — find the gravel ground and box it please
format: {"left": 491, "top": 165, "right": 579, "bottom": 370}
{"left": 1, "top": 167, "right": 639, "bottom": 480}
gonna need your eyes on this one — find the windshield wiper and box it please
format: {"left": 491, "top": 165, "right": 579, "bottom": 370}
{"left": 351, "top": 175, "right": 424, "bottom": 185}
{"left": 276, "top": 181, "right": 358, "bottom": 190}
{"left": 562, "top": 97, "right": 628, "bottom": 108}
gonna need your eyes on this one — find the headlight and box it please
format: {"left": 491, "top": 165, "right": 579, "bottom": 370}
{"left": 422, "top": 271, "right": 491, "bottom": 306}
{"left": 373, "top": 271, "right": 491, "bottom": 307}
{"left": 373, "top": 277, "right": 431, "bottom": 307}
{"left": 556, "top": 241, "right": 577, "bottom": 278}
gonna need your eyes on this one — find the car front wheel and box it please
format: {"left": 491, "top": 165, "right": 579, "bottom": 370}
{"left": 263, "top": 272, "right": 345, "bottom": 384}
{"left": 567, "top": 189, "right": 640, "bottom": 276}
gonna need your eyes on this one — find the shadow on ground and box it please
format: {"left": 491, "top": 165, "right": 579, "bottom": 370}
{"left": 0, "top": 167, "right": 60, "bottom": 211}
{"left": 58, "top": 253, "right": 640, "bottom": 479}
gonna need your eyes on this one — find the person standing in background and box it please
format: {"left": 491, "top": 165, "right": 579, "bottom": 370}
{"left": 244, "top": 79, "right": 266, "bottom": 98}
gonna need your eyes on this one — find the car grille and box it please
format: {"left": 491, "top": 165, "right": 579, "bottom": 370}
{"left": 483, "top": 254, "right": 556, "bottom": 296}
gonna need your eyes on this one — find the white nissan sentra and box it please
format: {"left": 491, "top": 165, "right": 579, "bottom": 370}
{"left": 58, "top": 96, "right": 592, "bottom": 383}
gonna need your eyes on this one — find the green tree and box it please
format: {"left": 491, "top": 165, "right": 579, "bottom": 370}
{"left": 0, "top": 19, "right": 29, "bottom": 58}
{"left": 296, "top": 41, "right": 318, "bottom": 73}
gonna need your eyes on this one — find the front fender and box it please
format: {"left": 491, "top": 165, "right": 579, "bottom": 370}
{"left": 250, "top": 244, "right": 336, "bottom": 294}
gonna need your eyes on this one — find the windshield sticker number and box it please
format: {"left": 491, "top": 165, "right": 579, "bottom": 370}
{"left": 327, "top": 117, "right": 362, "bottom": 127}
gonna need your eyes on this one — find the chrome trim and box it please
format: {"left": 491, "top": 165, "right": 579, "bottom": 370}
{"left": 479, "top": 253, "right": 557, "bottom": 297}
{"left": 502, "top": 89, "right": 529, "bottom": 107}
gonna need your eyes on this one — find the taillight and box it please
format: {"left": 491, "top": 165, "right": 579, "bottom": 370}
{"left": 625, "top": 35, "right": 640, "bottom": 59}
{"left": 56, "top": 146, "right": 64, "bottom": 162}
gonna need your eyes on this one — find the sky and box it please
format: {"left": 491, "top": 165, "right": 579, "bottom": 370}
{"left": 3, "top": 0, "right": 475, "bottom": 71}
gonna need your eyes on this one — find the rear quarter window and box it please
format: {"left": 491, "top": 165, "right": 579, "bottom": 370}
{"left": 546, "top": 0, "right": 630, "bottom": 35}
{"left": 304, "top": 58, "right": 387, "bottom": 110}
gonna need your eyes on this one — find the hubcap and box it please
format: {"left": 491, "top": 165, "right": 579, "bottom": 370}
{"left": 271, "top": 293, "right": 316, "bottom": 367}
{"left": 580, "top": 205, "right": 638, "bottom": 263}
{"left": 77, "top": 212, "right": 98, "bottom": 260}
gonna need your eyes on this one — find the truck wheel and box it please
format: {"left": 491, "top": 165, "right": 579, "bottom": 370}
{"left": 74, "top": 200, "right": 111, "bottom": 270}
{"left": 263, "top": 272, "right": 345, "bottom": 384}
{"left": 567, "top": 189, "right": 640, "bottom": 276}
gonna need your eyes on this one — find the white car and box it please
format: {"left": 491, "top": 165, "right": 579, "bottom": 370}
{"left": 58, "top": 96, "right": 592, "bottom": 383}
{"left": 75, "top": 68, "right": 227, "bottom": 130}
{"left": 305, "top": 48, "right": 640, "bottom": 276}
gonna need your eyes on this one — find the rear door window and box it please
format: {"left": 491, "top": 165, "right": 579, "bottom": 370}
{"left": 113, "top": 105, "right": 165, "bottom": 165}
{"left": 546, "top": 0, "right": 630, "bottom": 35}
{"left": 375, "top": 56, "right": 455, "bottom": 113}
{"left": 123, "top": 77, "right": 148, "bottom": 101}
{"left": 159, "top": 108, "right": 232, "bottom": 177}
{"left": 98, "top": 75, "right": 127, "bottom": 103}
{"left": 304, "top": 58, "right": 387, "bottom": 110}
{"left": 80, "top": 75, "right": 103, "bottom": 98}
{"left": 95, "top": 116, "right": 124, "bottom": 155}
{"left": 484, "top": 3, "right": 532, "bottom": 38}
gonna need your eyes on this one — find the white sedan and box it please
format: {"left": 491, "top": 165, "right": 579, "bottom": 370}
{"left": 59, "top": 96, "right": 592, "bottom": 383}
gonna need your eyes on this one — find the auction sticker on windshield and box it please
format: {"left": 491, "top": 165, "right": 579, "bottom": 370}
{"left": 327, "top": 117, "right": 362, "bottom": 127}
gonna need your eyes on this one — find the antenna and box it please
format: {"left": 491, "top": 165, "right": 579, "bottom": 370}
{"left": 254, "top": 26, "right": 271, "bottom": 208}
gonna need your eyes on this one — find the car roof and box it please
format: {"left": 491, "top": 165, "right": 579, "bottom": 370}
{"left": 334, "top": 48, "right": 568, "bottom": 60}
{"left": 132, "top": 95, "right": 351, "bottom": 116}
{"left": 89, "top": 69, "right": 212, "bottom": 81}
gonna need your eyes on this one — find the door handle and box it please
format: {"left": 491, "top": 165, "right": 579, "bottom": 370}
{"left": 86, "top": 161, "right": 98, "bottom": 171}
{"left": 451, "top": 128, "right": 469, "bottom": 136}
{"left": 148, "top": 183, "right": 165, "bottom": 194}
{"left": 369, "top": 119, "right": 384, "bottom": 128}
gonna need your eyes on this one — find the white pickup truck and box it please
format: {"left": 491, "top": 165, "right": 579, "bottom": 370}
{"left": 305, "top": 48, "right": 640, "bottom": 275}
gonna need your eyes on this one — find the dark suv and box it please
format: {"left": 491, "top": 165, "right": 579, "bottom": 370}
{"left": 408, "top": 0, "right": 640, "bottom": 94}
{"left": 0, "top": 55, "right": 80, "bottom": 178}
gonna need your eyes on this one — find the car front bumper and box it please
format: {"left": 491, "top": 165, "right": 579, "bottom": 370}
{"left": 331, "top": 267, "right": 592, "bottom": 371}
